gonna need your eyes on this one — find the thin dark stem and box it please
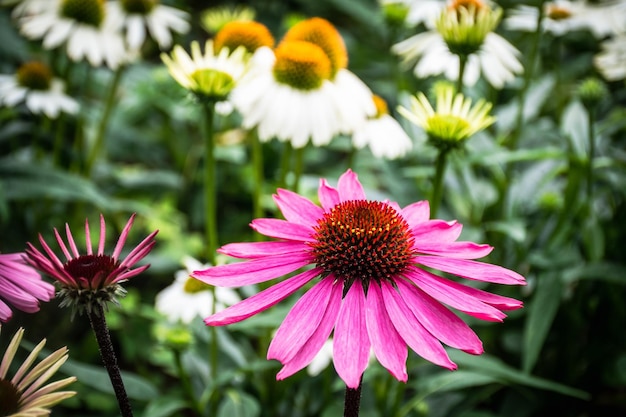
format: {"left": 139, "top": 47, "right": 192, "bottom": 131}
{"left": 87, "top": 304, "right": 133, "bottom": 417}
{"left": 586, "top": 107, "right": 596, "bottom": 201}
{"left": 343, "top": 380, "right": 363, "bottom": 417}
{"left": 431, "top": 149, "right": 449, "bottom": 218}
{"left": 292, "top": 146, "right": 304, "bottom": 193}
{"left": 251, "top": 129, "right": 264, "bottom": 221}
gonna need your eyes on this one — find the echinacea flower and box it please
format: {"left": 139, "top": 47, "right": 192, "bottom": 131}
{"left": 379, "top": 0, "right": 446, "bottom": 27}
{"left": 0, "top": 61, "right": 79, "bottom": 118}
{"left": 161, "top": 39, "right": 248, "bottom": 102}
{"left": 155, "top": 256, "right": 240, "bottom": 324}
{"left": 0, "top": 253, "right": 55, "bottom": 322}
{"left": 393, "top": 0, "right": 523, "bottom": 89}
{"left": 594, "top": 34, "right": 626, "bottom": 82}
{"left": 193, "top": 169, "right": 525, "bottom": 388}
{"left": 213, "top": 20, "right": 275, "bottom": 55}
{"left": 0, "top": 327, "right": 76, "bottom": 416}
{"left": 230, "top": 41, "right": 345, "bottom": 147}
{"left": 107, "top": 0, "right": 190, "bottom": 51}
{"left": 200, "top": 4, "right": 256, "bottom": 34}
{"left": 17, "top": 0, "right": 128, "bottom": 69}
{"left": 504, "top": 1, "right": 625, "bottom": 38}
{"left": 25, "top": 213, "right": 158, "bottom": 316}
{"left": 282, "top": 17, "right": 376, "bottom": 134}
{"left": 398, "top": 82, "right": 495, "bottom": 150}
{"left": 352, "top": 94, "right": 413, "bottom": 159}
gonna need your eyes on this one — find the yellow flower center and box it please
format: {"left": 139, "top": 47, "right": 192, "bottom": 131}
{"left": 213, "top": 21, "right": 275, "bottom": 54}
{"left": 120, "top": 0, "right": 157, "bottom": 15}
{"left": 183, "top": 276, "right": 212, "bottom": 293}
{"left": 0, "top": 379, "right": 20, "bottom": 415}
{"left": 273, "top": 40, "right": 331, "bottom": 91}
{"left": 372, "top": 94, "right": 389, "bottom": 118}
{"left": 189, "top": 68, "right": 235, "bottom": 99}
{"left": 310, "top": 200, "right": 415, "bottom": 289}
{"left": 16, "top": 61, "right": 52, "bottom": 90}
{"left": 545, "top": 4, "right": 572, "bottom": 21}
{"left": 283, "top": 17, "right": 348, "bottom": 79}
{"left": 60, "top": 0, "right": 105, "bottom": 27}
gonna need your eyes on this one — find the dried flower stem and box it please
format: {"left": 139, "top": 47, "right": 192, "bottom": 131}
{"left": 344, "top": 380, "right": 363, "bottom": 417}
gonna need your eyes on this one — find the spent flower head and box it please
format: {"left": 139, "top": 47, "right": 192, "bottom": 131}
{"left": 0, "top": 253, "right": 55, "bottom": 322}
{"left": 0, "top": 327, "right": 76, "bottom": 416}
{"left": 25, "top": 213, "right": 158, "bottom": 317}
{"left": 398, "top": 83, "right": 495, "bottom": 150}
{"left": 193, "top": 169, "right": 525, "bottom": 388}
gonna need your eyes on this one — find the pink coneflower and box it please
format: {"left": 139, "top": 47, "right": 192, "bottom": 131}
{"left": 25, "top": 213, "right": 158, "bottom": 316}
{"left": 0, "top": 253, "right": 55, "bottom": 322}
{"left": 193, "top": 169, "right": 525, "bottom": 388}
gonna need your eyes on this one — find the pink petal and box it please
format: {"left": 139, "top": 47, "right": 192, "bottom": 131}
{"left": 415, "top": 256, "right": 526, "bottom": 285}
{"left": 56, "top": 228, "right": 73, "bottom": 261}
{"left": 218, "top": 241, "right": 309, "bottom": 259}
{"left": 268, "top": 277, "right": 336, "bottom": 363}
{"left": 251, "top": 218, "right": 315, "bottom": 242}
{"left": 274, "top": 277, "right": 343, "bottom": 380}
{"left": 365, "top": 283, "right": 408, "bottom": 382}
{"left": 411, "top": 220, "right": 462, "bottom": 243}
{"left": 381, "top": 281, "right": 457, "bottom": 369}
{"left": 0, "top": 302, "right": 11, "bottom": 322}
{"left": 395, "top": 279, "right": 483, "bottom": 354}
{"left": 203, "top": 268, "right": 319, "bottom": 326}
{"left": 192, "top": 252, "right": 313, "bottom": 287}
{"left": 333, "top": 281, "right": 371, "bottom": 389}
{"left": 337, "top": 169, "right": 366, "bottom": 202}
{"left": 98, "top": 214, "right": 107, "bottom": 256}
{"left": 318, "top": 179, "right": 340, "bottom": 211}
{"left": 112, "top": 214, "right": 136, "bottom": 260}
{"left": 415, "top": 242, "right": 493, "bottom": 259}
{"left": 273, "top": 189, "right": 323, "bottom": 228}
{"left": 406, "top": 268, "right": 508, "bottom": 321}
{"left": 401, "top": 201, "right": 430, "bottom": 226}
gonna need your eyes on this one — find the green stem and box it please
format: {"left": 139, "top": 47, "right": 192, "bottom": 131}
{"left": 344, "top": 380, "right": 363, "bottom": 417}
{"left": 52, "top": 114, "right": 67, "bottom": 167}
{"left": 202, "top": 102, "right": 218, "bottom": 265}
{"left": 173, "top": 349, "right": 202, "bottom": 415}
{"left": 456, "top": 55, "right": 467, "bottom": 95}
{"left": 431, "top": 149, "right": 449, "bottom": 218}
{"left": 251, "top": 129, "right": 264, "bottom": 221}
{"left": 586, "top": 106, "right": 596, "bottom": 201}
{"left": 279, "top": 142, "right": 293, "bottom": 189}
{"left": 84, "top": 65, "right": 125, "bottom": 176}
{"left": 292, "top": 146, "right": 305, "bottom": 192}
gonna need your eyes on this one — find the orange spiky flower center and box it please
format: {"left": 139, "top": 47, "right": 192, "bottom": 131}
{"left": 214, "top": 21, "right": 275, "bottom": 54}
{"left": 272, "top": 40, "right": 331, "bottom": 90}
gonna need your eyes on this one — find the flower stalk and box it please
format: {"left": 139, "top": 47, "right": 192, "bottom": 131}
{"left": 87, "top": 303, "right": 133, "bottom": 417}
{"left": 344, "top": 380, "right": 363, "bottom": 417}
{"left": 203, "top": 101, "right": 218, "bottom": 265}
{"left": 431, "top": 148, "right": 449, "bottom": 218}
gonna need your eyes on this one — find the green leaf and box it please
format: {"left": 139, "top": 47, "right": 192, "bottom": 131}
{"left": 216, "top": 389, "right": 260, "bottom": 417}
{"left": 522, "top": 273, "right": 562, "bottom": 373}
{"left": 60, "top": 357, "right": 159, "bottom": 401}
{"left": 449, "top": 351, "right": 590, "bottom": 400}
{"left": 141, "top": 397, "right": 188, "bottom": 417}
{"left": 563, "top": 262, "right": 626, "bottom": 285}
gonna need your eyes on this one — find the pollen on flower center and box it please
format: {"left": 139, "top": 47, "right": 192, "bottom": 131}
{"left": 60, "top": 0, "right": 105, "bottom": 27}
{"left": 372, "top": 94, "right": 389, "bottom": 118}
{"left": 283, "top": 17, "right": 348, "bottom": 79}
{"left": 310, "top": 200, "right": 415, "bottom": 288}
{"left": 120, "top": 0, "right": 157, "bottom": 14}
{"left": 16, "top": 61, "right": 52, "bottom": 90}
{"left": 64, "top": 254, "right": 118, "bottom": 286}
{"left": 213, "top": 21, "right": 275, "bottom": 54}
{"left": 273, "top": 40, "right": 331, "bottom": 90}
{"left": 545, "top": 4, "right": 572, "bottom": 20}
{"left": 0, "top": 379, "right": 20, "bottom": 415}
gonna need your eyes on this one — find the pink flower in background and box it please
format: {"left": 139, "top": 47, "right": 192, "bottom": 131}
{"left": 0, "top": 253, "right": 54, "bottom": 322}
{"left": 194, "top": 170, "right": 525, "bottom": 388}
{"left": 25, "top": 213, "right": 158, "bottom": 316}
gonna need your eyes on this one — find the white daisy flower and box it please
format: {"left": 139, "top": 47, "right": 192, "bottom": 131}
{"left": 393, "top": 1, "right": 523, "bottom": 88}
{"left": 107, "top": 0, "right": 190, "bottom": 52}
{"left": 155, "top": 256, "right": 241, "bottom": 324}
{"left": 352, "top": 95, "right": 412, "bottom": 159}
{"left": 161, "top": 39, "right": 248, "bottom": 102}
{"left": 504, "top": 1, "right": 626, "bottom": 38}
{"left": 230, "top": 42, "right": 345, "bottom": 148}
{"left": 17, "top": 0, "right": 128, "bottom": 69}
{"left": 281, "top": 17, "right": 376, "bottom": 135}
{"left": 0, "top": 61, "right": 79, "bottom": 118}
{"left": 594, "top": 34, "right": 626, "bottom": 81}
{"left": 379, "top": 0, "right": 446, "bottom": 27}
